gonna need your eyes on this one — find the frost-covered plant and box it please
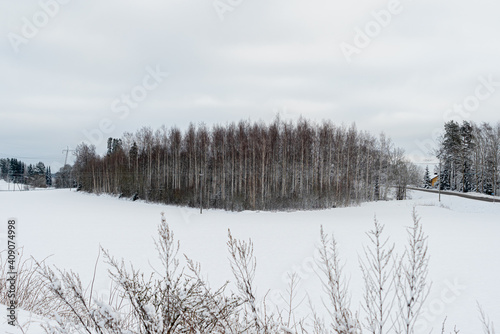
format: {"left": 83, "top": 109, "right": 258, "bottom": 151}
{"left": 227, "top": 230, "right": 262, "bottom": 331}
{"left": 103, "top": 213, "right": 241, "bottom": 333}
{"left": 33, "top": 209, "right": 494, "bottom": 334}
{"left": 37, "top": 264, "right": 127, "bottom": 334}
{"left": 38, "top": 213, "right": 306, "bottom": 334}
{"left": 478, "top": 304, "right": 496, "bottom": 334}
{"left": 360, "top": 218, "right": 396, "bottom": 334}
{"left": 394, "top": 208, "right": 431, "bottom": 334}
{"left": 227, "top": 230, "right": 305, "bottom": 334}
{"left": 316, "top": 226, "right": 361, "bottom": 334}
{"left": 0, "top": 249, "right": 64, "bottom": 320}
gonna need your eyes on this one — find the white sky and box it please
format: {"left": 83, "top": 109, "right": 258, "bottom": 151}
{"left": 1, "top": 0, "right": 500, "bottom": 170}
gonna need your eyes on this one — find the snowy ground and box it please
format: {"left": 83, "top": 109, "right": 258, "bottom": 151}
{"left": 0, "top": 179, "right": 499, "bottom": 333}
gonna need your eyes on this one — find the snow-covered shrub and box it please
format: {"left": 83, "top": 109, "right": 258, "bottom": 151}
{"left": 35, "top": 211, "right": 495, "bottom": 334}
{"left": 315, "top": 226, "right": 361, "bottom": 334}
{"left": 0, "top": 249, "right": 65, "bottom": 319}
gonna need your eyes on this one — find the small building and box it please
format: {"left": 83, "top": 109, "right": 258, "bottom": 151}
{"left": 431, "top": 174, "right": 439, "bottom": 188}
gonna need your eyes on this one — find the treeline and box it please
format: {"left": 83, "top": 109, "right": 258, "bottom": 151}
{"left": 438, "top": 120, "right": 500, "bottom": 195}
{"left": 0, "top": 158, "right": 52, "bottom": 188}
{"left": 73, "top": 117, "right": 420, "bottom": 210}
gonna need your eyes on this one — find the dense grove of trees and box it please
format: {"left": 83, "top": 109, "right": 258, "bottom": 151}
{"left": 438, "top": 120, "right": 500, "bottom": 195}
{"left": 0, "top": 158, "right": 52, "bottom": 188}
{"left": 73, "top": 117, "right": 420, "bottom": 210}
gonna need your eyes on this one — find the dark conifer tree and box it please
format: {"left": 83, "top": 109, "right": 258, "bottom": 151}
{"left": 423, "top": 166, "right": 431, "bottom": 189}
{"left": 46, "top": 166, "right": 52, "bottom": 187}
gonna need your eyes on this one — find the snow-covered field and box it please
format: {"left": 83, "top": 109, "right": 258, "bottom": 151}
{"left": 0, "top": 179, "right": 499, "bottom": 333}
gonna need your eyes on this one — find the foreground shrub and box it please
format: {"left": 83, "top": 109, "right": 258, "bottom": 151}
{"left": 10, "top": 210, "right": 492, "bottom": 333}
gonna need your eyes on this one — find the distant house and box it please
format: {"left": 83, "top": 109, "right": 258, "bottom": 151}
{"left": 431, "top": 174, "right": 439, "bottom": 188}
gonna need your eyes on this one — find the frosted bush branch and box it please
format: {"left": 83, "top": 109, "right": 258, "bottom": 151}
{"left": 478, "top": 304, "right": 496, "bottom": 334}
{"left": 227, "top": 229, "right": 262, "bottom": 331}
{"left": 317, "top": 226, "right": 361, "bottom": 334}
{"left": 360, "top": 218, "right": 396, "bottom": 334}
{"left": 394, "top": 208, "right": 431, "bottom": 334}
{"left": 0, "top": 250, "right": 63, "bottom": 319}
{"left": 18, "top": 210, "right": 494, "bottom": 333}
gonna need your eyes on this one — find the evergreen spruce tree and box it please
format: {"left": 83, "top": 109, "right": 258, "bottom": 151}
{"left": 27, "top": 164, "right": 34, "bottom": 177}
{"left": 460, "top": 121, "right": 474, "bottom": 192}
{"left": 8, "top": 159, "right": 25, "bottom": 183}
{"left": 46, "top": 167, "right": 52, "bottom": 187}
{"left": 423, "top": 166, "right": 431, "bottom": 189}
{"left": 440, "top": 165, "right": 450, "bottom": 191}
{"left": 0, "top": 159, "right": 8, "bottom": 180}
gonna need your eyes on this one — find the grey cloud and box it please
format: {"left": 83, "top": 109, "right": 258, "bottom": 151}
{"left": 1, "top": 0, "right": 500, "bottom": 169}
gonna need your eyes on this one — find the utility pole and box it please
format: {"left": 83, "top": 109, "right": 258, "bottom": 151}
{"left": 435, "top": 138, "right": 444, "bottom": 203}
{"left": 438, "top": 157, "right": 442, "bottom": 202}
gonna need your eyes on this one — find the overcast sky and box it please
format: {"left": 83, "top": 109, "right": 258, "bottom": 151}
{"left": 1, "top": 0, "right": 500, "bottom": 170}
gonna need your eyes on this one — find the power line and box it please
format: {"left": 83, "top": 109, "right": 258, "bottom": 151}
{"left": 0, "top": 153, "right": 58, "bottom": 160}
{"left": 62, "top": 147, "right": 75, "bottom": 166}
